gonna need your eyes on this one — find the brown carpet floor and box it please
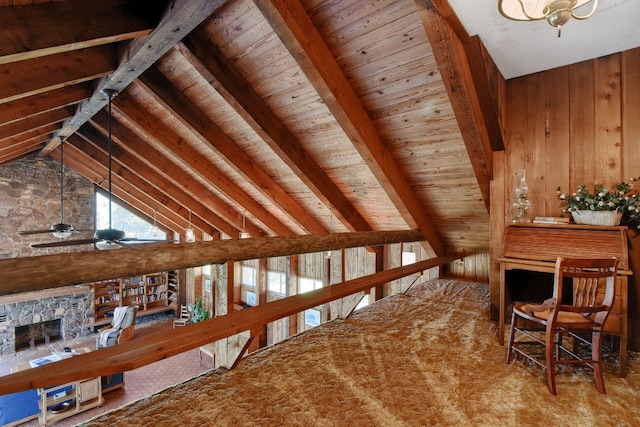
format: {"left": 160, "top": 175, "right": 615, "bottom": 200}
{"left": 80, "top": 279, "right": 640, "bottom": 427}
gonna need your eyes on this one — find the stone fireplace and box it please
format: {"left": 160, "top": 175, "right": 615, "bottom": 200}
{"left": 14, "top": 319, "right": 63, "bottom": 351}
{"left": 0, "top": 288, "right": 94, "bottom": 356}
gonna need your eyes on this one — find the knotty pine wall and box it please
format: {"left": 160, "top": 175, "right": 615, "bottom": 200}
{"left": 490, "top": 47, "right": 640, "bottom": 349}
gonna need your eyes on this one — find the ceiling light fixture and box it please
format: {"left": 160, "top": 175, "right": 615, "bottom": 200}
{"left": 498, "top": 0, "right": 598, "bottom": 37}
{"left": 185, "top": 210, "right": 195, "bottom": 243}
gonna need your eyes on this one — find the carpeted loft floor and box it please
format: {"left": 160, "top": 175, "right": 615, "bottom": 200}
{"left": 81, "top": 279, "right": 640, "bottom": 427}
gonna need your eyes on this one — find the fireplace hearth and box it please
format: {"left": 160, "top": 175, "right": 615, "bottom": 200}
{"left": 14, "top": 319, "right": 63, "bottom": 352}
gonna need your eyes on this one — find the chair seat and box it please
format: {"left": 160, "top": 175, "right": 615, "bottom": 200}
{"left": 513, "top": 304, "right": 597, "bottom": 327}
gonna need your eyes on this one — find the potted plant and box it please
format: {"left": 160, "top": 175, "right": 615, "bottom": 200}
{"left": 188, "top": 296, "right": 209, "bottom": 323}
{"left": 557, "top": 178, "right": 640, "bottom": 228}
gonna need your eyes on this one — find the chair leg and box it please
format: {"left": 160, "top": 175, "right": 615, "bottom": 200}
{"left": 545, "top": 326, "right": 557, "bottom": 395}
{"left": 506, "top": 311, "right": 517, "bottom": 363}
{"left": 591, "top": 331, "right": 606, "bottom": 394}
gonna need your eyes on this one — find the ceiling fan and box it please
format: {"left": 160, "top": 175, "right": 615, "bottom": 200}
{"left": 31, "top": 89, "right": 173, "bottom": 250}
{"left": 19, "top": 141, "right": 93, "bottom": 239}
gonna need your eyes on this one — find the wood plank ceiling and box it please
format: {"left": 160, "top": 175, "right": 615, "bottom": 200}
{"left": 0, "top": 0, "right": 500, "bottom": 258}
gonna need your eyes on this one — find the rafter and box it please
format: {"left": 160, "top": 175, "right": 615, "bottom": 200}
{"left": 89, "top": 110, "right": 263, "bottom": 237}
{"left": 114, "top": 88, "right": 294, "bottom": 237}
{"left": 40, "top": 0, "right": 229, "bottom": 156}
{"left": 136, "top": 66, "right": 326, "bottom": 235}
{"left": 178, "top": 32, "right": 374, "bottom": 234}
{"left": 254, "top": 0, "right": 445, "bottom": 257}
{"left": 0, "top": 0, "right": 158, "bottom": 65}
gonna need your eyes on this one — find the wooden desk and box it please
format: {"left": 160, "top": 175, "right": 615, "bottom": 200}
{"left": 499, "top": 223, "right": 631, "bottom": 377}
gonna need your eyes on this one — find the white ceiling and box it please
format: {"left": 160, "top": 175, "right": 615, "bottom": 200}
{"left": 448, "top": 0, "right": 640, "bottom": 79}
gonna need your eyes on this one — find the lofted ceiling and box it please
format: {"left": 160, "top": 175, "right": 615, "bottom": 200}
{"left": 0, "top": 0, "right": 508, "bottom": 257}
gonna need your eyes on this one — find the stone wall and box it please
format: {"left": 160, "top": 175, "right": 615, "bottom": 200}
{"left": 0, "top": 152, "right": 95, "bottom": 259}
{"left": 0, "top": 290, "right": 94, "bottom": 356}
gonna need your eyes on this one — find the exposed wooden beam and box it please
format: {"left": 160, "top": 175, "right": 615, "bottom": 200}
{"left": 0, "top": 126, "right": 58, "bottom": 151}
{"left": 89, "top": 110, "right": 262, "bottom": 237}
{"left": 41, "top": 0, "right": 229, "bottom": 156}
{"left": 76, "top": 123, "right": 239, "bottom": 237}
{"left": 0, "top": 108, "right": 71, "bottom": 142}
{"left": 60, "top": 142, "right": 189, "bottom": 234}
{"left": 115, "top": 88, "right": 294, "bottom": 236}
{"left": 415, "top": 0, "right": 498, "bottom": 211}
{"left": 254, "top": 0, "right": 445, "bottom": 257}
{"left": 0, "top": 85, "right": 91, "bottom": 127}
{"left": 178, "top": 33, "right": 374, "bottom": 233}
{"left": 0, "top": 229, "right": 424, "bottom": 295}
{"left": 0, "top": 45, "right": 116, "bottom": 104}
{"left": 0, "top": 254, "right": 456, "bottom": 395}
{"left": 136, "top": 66, "right": 326, "bottom": 235}
{"left": 0, "top": 0, "right": 158, "bottom": 65}
{"left": 426, "top": 1, "right": 504, "bottom": 152}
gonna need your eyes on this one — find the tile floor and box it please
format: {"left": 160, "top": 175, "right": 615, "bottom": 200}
{"left": 1, "top": 318, "right": 212, "bottom": 426}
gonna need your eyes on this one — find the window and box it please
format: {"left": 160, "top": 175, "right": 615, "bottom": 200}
{"left": 268, "top": 271, "right": 287, "bottom": 295}
{"left": 402, "top": 251, "right": 416, "bottom": 266}
{"left": 242, "top": 265, "right": 256, "bottom": 287}
{"left": 299, "top": 277, "right": 322, "bottom": 293}
{"left": 95, "top": 191, "right": 166, "bottom": 240}
{"left": 355, "top": 294, "right": 370, "bottom": 311}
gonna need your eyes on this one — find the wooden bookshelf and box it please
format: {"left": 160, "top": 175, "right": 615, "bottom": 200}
{"left": 92, "top": 271, "right": 178, "bottom": 325}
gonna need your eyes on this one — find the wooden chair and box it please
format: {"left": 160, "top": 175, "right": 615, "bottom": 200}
{"left": 506, "top": 257, "right": 618, "bottom": 394}
{"left": 173, "top": 305, "right": 191, "bottom": 328}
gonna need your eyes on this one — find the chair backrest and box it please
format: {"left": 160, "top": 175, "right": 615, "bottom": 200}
{"left": 553, "top": 257, "right": 618, "bottom": 324}
{"left": 180, "top": 304, "right": 190, "bottom": 319}
{"left": 120, "top": 305, "right": 138, "bottom": 329}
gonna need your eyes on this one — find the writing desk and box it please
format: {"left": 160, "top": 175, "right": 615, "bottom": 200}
{"left": 498, "top": 223, "right": 631, "bottom": 377}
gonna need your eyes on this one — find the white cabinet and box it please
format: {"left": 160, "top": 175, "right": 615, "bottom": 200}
{"left": 38, "top": 377, "right": 103, "bottom": 425}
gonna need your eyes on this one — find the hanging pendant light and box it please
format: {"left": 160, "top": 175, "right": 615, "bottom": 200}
{"left": 185, "top": 210, "right": 196, "bottom": 242}
{"left": 239, "top": 210, "right": 250, "bottom": 239}
{"left": 151, "top": 210, "right": 159, "bottom": 237}
{"left": 51, "top": 141, "right": 73, "bottom": 239}
{"left": 95, "top": 88, "right": 123, "bottom": 251}
{"left": 498, "top": 0, "right": 599, "bottom": 37}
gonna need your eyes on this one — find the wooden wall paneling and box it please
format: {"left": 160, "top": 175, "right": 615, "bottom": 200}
{"left": 594, "top": 54, "right": 622, "bottom": 184}
{"left": 544, "top": 66, "right": 570, "bottom": 216}
{"left": 505, "top": 77, "right": 528, "bottom": 223}
{"left": 621, "top": 48, "right": 640, "bottom": 178}
{"left": 526, "top": 72, "right": 547, "bottom": 219}
{"left": 622, "top": 47, "right": 640, "bottom": 352}
{"left": 568, "top": 61, "right": 596, "bottom": 187}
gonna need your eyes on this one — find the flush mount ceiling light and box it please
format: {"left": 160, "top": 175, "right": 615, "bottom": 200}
{"left": 499, "top": 0, "right": 599, "bottom": 37}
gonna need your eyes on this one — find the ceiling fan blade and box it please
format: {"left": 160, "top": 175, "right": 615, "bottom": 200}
{"left": 19, "top": 229, "right": 57, "bottom": 235}
{"left": 31, "top": 238, "right": 98, "bottom": 249}
{"left": 120, "top": 237, "right": 175, "bottom": 243}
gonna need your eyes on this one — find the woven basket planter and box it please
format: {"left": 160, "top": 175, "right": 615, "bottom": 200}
{"left": 571, "top": 210, "right": 623, "bottom": 226}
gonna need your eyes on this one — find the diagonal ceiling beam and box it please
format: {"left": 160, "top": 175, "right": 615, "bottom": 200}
{"left": 115, "top": 88, "right": 294, "bottom": 237}
{"left": 136, "top": 66, "right": 325, "bottom": 235}
{"left": 78, "top": 121, "right": 241, "bottom": 238}
{"left": 40, "top": 0, "right": 229, "bottom": 156}
{"left": 0, "top": 0, "right": 159, "bottom": 65}
{"left": 0, "top": 85, "right": 91, "bottom": 127}
{"left": 178, "top": 32, "right": 374, "bottom": 234}
{"left": 254, "top": 0, "right": 444, "bottom": 257}
{"left": 415, "top": 0, "right": 501, "bottom": 210}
